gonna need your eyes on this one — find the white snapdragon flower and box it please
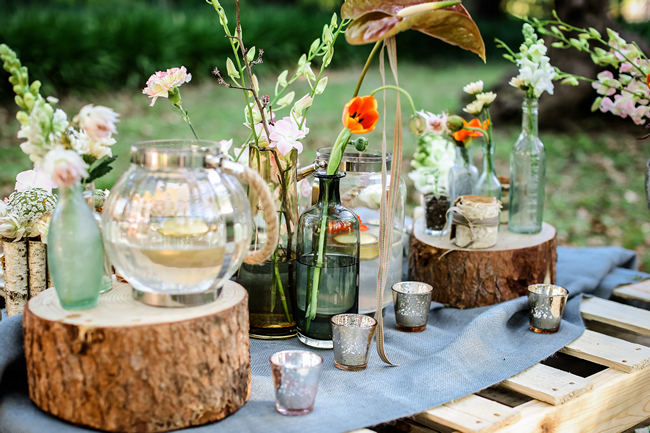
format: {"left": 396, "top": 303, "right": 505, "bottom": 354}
{"left": 41, "top": 147, "right": 89, "bottom": 187}
{"left": 463, "top": 100, "right": 485, "bottom": 115}
{"left": 509, "top": 75, "right": 526, "bottom": 89}
{"left": 52, "top": 109, "right": 69, "bottom": 134}
{"left": 68, "top": 129, "right": 91, "bottom": 155}
{"left": 463, "top": 80, "right": 484, "bottom": 95}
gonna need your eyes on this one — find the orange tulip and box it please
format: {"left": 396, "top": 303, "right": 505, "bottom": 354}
{"left": 646, "top": 73, "right": 650, "bottom": 89}
{"left": 452, "top": 118, "right": 490, "bottom": 142}
{"left": 342, "top": 95, "right": 379, "bottom": 134}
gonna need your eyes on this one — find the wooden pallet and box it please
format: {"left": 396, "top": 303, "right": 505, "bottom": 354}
{"left": 350, "top": 284, "right": 650, "bottom": 433}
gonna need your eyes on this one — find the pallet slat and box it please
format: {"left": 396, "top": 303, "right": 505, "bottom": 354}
{"left": 561, "top": 329, "right": 650, "bottom": 373}
{"left": 581, "top": 297, "right": 650, "bottom": 336}
{"left": 613, "top": 280, "right": 650, "bottom": 303}
{"left": 414, "top": 394, "right": 520, "bottom": 433}
{"left": 501, "top": 364, "right": 593, "bottom": 405}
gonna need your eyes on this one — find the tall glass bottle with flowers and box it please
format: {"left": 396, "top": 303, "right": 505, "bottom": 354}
{"left": 460, "top": 81, "right": 500, "bottom": 200}
{"left": 497, "top": 24, "right": 555, "bottom": 234}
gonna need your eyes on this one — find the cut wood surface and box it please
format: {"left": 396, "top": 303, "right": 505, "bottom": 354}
{"left": 613, "top": 279, "right": 650, "bottom": 303}
{"left": 500, "top": 363, "right": 593, "bottom": 405}
{"left": 23, "top": 279, "right": 250, "bottom": 433}
{"left": 414, "top": 394, "right": 520, "bottom": 433}
{"left": 561, "top": 329, "right": 650, "bottom": 373}
{"left": 581, "top": 297, "right": 650, "bottom": 336}
{"left": 408, "top": 219, "right": 557, "bottom": 308}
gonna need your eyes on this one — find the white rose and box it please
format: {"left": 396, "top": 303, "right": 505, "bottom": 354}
{"left": 75, "top": 105, "right": 119, "bottom": 142}
{"left": 41, "top": 147, "right": 89, "bottom": 187}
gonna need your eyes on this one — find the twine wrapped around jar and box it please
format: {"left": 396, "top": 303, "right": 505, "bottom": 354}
{"left": 449, "top": 195, "right": 501, "bottom": 249}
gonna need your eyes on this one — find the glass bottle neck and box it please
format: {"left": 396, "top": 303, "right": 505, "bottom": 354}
{"left": 317, "top": 176, "right": 341, "bottom": 205}
{"left": 456, "top": 145, "right": 472, "bottom": 167}
{"left": 482, "top": 140, "right": 495, "bottom": 174}
{"left": 521, "top": 97, "right": 539, "bottom": 136}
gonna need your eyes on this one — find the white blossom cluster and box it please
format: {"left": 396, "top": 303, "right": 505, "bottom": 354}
{"left": 0, "top": 188, "right": 56, "bottom": 241}
{"left": 408, "top": 133, "right": 456, "bottom": 195}
{"left": 509, "top": 24, "right": 556, "bottom": 98}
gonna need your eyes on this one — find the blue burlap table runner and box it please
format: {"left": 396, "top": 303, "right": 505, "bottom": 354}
{"left": 0, "top": 246, "right": 645, "bottom": 433}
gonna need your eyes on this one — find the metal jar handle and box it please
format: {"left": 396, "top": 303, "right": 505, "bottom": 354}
{"left": 205, "top": 155, "right": 279, "bottom": 265}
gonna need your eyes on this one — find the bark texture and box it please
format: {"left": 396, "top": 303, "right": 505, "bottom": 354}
{"left": 23, "top": 281, "right": 251, "bottom": 433}
{"left": 408, "top": 220, "right": 557, "bottom": 309}
{"left": 3, "top": 239, "right": 28, "bottom": 316}
{"left": 28, "top": 239, "right": 48, "bottom": 298}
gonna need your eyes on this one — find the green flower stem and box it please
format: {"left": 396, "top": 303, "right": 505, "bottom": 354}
{"left": 272, "top": 258, "right": 292, "bottom": 323}
{"left": 369, "top": 85, "right": 418, "bottom": 116}
{"left": 306, "top": 128, "right": 352, "bottom": 324}
{"left": 173, "top": 102, "right": 199, "bottom": 140}
{"left": 352, "top": 41, "right": 383, "bottom": 98}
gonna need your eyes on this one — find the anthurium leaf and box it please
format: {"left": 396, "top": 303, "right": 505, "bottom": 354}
{"left": 341, "top": 0, "right": 485, "bottom": 60}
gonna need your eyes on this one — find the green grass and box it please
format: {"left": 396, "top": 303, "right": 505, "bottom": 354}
{"left": 1, "top": 61, "right": 649, "bottom": 271}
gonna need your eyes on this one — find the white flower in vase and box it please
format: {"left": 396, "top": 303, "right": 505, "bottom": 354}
{"left": 41, "top": 147, "right": 89, "bottom": 188}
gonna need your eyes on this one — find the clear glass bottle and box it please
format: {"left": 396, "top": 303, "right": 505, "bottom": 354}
{"left": 448, "top": 145, "right": 478, "bottom": 204}
{"left": 508, "top": 97, "right": 546, "bottom": 234}
{"left": 48, "top": 184, "right": 104, "bottom": 310}
{"left": 474, "top": 138, "right": 501, "bottom": 200}
{"left": 237, "top": 146, "right": 298, "bottom": 339}
{"left": 295, "top": 172, "right": 360, "bottom": 349}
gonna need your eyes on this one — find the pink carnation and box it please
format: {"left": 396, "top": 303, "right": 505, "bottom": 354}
{"left": 142, "top": 66, "right": 192, "bottom": 107}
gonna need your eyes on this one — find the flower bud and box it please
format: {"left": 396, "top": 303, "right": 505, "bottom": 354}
{"left": 446, "top": 115, "right": 464, "bottom": 132}
{"left": 353, "top": 136, "right": 368, "bottom": 152}
{"left": 408, "top": 114, "right": 426, "bottom": 135}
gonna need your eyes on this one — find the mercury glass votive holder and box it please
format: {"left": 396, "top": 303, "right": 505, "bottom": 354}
{"left": 528, "top": 284, "right": 569, "bottom": 334}
{"left": 270, "top": 350, "right": 323, "bottom": 416}
{"left": 331, "top": 314, "right": 377, "bottom": 371}
{"left": 392, "top": 282, "right": 434, "bottom": 332}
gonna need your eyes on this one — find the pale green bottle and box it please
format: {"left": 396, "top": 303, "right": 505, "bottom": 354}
{"left": 48, "top": 184, "right": 104, "bottom": 309}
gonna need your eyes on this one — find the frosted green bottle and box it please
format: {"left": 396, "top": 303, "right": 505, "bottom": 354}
{"left": 508, "top": 97, "right": 546, "bottom": 234}
{"left": 48, "top": 184, "right": 104, "bottom": 309}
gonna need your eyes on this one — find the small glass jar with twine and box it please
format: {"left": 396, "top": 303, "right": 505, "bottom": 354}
{"left": 449, "top": 195, "right": 501, "bottom": 249}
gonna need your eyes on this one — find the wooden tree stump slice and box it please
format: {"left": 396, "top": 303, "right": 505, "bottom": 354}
{"left": 408, "top": 219, "right": 557, "bottom": 309}
{"left": 23, "top": 279, "right": 250, "bottom": 433}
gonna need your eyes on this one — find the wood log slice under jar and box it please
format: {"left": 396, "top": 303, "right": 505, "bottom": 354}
{"left": 23, "top": 279, "right": 250, "bottom": 432}
{"left": 409, "top": 218, "right": 557, "bottom": 309}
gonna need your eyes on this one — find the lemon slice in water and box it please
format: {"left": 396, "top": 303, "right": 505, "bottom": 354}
{"left": 157, "top": 218, "right": 210, "bottom": 237}
{"left": 334, "top": 232, "right": 379, "bottom": 260}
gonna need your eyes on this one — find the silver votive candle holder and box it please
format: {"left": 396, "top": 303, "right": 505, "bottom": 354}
{"left": 270, "top": 350, "right": 323, "bottom": 416}
{"left": 392, "top": 281, "right": 434, "bottom": 332}
{"left": 528, "top": 284, "right": 569, "bottom": 334}
{"left": 331, "top": 314, "right": 377, "bottom": 371}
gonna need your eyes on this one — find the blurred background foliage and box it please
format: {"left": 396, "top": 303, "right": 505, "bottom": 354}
{"left": 1, "top": 0, "right": 649, "bottom": 270}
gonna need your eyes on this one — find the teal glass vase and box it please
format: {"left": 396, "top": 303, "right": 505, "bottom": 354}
{"left": 295, "top": 172, "right": 360, "bottom": 349}
{"left": 508, "top": 97, "right": 546, "bottom": 234}
{"left": 48, "top": 184, "right": 105, "bottom": 309}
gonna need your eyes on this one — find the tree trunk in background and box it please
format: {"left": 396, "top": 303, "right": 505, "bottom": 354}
{"left": 491, "top": 0, "right": 650, "bottom": 131}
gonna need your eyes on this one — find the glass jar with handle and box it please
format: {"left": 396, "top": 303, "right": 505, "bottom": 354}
{"left": 102, "top": 140, "right": 278, "bottom": 307}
